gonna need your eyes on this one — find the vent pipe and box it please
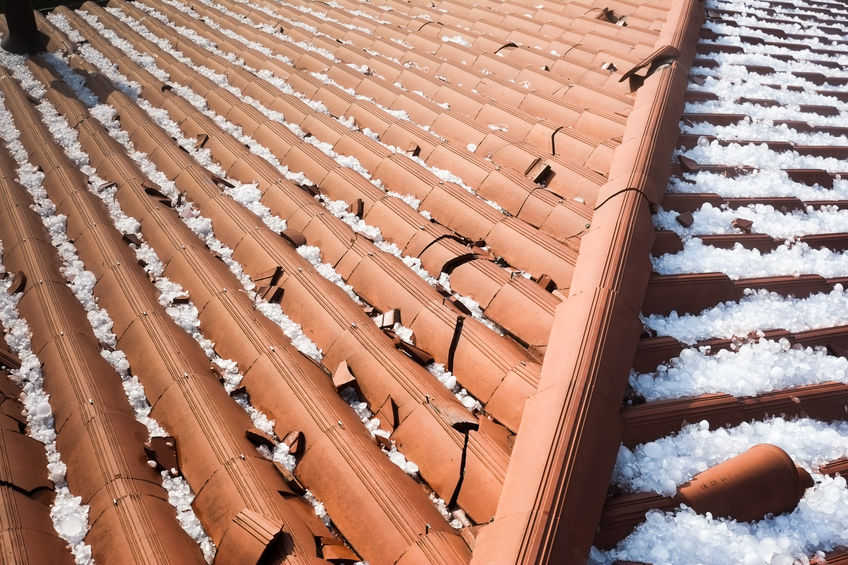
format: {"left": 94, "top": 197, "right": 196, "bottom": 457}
{"left": 1, "top": 0, "right": 46, "bottom": 54}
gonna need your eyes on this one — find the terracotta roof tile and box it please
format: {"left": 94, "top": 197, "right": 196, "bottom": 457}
{"left": 10, "top": 0, "right": 843, "bottom": 562}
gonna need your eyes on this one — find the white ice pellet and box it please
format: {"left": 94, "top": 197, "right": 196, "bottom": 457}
{"left": 632, "top": 338, "right": 848, "bottom": 401}
{"left": 654, "top": 238, "right": 848, "bottom": 279}
{"left": 618, "top": 1, "right": 848, "bottom": 561}
{"left": 642, "top": 285, "right": 848, "bottom": 345}
{"left": 595, "top": 474, "right": 848, "bottom": 565}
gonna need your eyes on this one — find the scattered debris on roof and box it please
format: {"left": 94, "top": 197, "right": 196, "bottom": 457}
{"left": 0, "top": 0, "right": 846, "bottom": 563}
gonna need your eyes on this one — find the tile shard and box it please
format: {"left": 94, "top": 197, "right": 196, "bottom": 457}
{"left": 618, "top": 44, "right": 681, "bottom": 90}
{"left": 214, "top": 509, "right": 287, "bottom": 565}
{"left": 144, "top": 436, "right": 180, "bottom": 475}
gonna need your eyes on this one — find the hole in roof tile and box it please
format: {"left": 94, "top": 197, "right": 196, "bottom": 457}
{"left": 348, "top": 198, "right": 364, "bottom": 219}
{"left": 298, "top": 183, "right": 320, "bottom": 197}
{"left": 281, "top": 430, "right": 305, "bottom": 458}
{"left": 281, "top": 230, "right": 307, "bottom": 248}
{"left": 397, "top": 339, "right": 435, "bottom": 366}
{"left": 525, "top": 158, "right": 556, "bottom": 187}
{"left": 256, "top": 285, "right": 284, "bottom": 304}
{"left": 254, "top": 266, "right": 284, "bottom": 286}
{"left": 599, "top": 7, "right": 618, "bottom": 22}
{"left": 332, "top": 361, "right": 357, "bottom": 390}
{"left": 143, "top": 184, "right": 169, "bottom": 200}
{"left": 210, "top": 174, "right": 235, "bottom": 188}
{"left": 535, "top": 274, "right": 558, "bottom": 293}
{"left": 246, "top": 427, "right": 275, "bottom": 449}
{"left": 8, "top": 271, "right": 26, "bottom": 294}
{"left": 144, "top": 436, "right": 179, "bottom": 476}
{"left": 376, "top": 396, "right": 399, "bottom": 430}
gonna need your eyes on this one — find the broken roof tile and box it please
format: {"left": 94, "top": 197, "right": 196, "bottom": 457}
{"left": 11, "top": 0, "right": 843, "bottom": 562}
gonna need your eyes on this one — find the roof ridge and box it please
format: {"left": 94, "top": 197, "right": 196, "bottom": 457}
{"left": 469, "top": 0, "right": 705, "bottom": 562}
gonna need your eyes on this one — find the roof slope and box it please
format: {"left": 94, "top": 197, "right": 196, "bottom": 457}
{"left": 19, "top": 0, "right": 848, "bottom": 563}
{"left": 593, "top": 0, "right": 848, "bottom": 563}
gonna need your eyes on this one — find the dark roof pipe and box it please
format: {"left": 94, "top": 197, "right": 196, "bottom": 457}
{"left": 1, "top": 0, "right": 47, "bottom": 54}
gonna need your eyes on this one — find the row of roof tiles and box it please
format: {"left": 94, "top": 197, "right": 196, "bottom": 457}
{"left": 595, "top": 0, "right": 848, "bottom": 562}
{"left": 7, "top": 0, "right": 813, "bottom": 563}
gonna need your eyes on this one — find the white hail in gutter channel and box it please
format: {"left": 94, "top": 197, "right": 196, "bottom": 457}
{"left": 653, "top": 238, "right": 848, "bottom": 279}
{"left": 48, "top": 10, "right": 338, "bottom": 520}
{"left": 643, "top": 285, "right": 848, "bottom": 345}
{"left": 96, "top": 4, "right": 498, "bottom": 396}
{"left": 56, "top": 8, "right": 440, "bottom": 490}
{"left": 597, "top": 0, "right": 848, "bottom": 562}
{"left": 667, "top": 169, "right": 848, "bottom": 201}
{"left": 631, "top": 338, "right": 848, "bottom": 402}
{"left": 656, "top": 204, "right": 848, "bottom": 239}
{"left": 0, "top": 247, "right": 93, "bottom": 565}
{"left": 0, "top": 42, "right": 218, "bottom": 562}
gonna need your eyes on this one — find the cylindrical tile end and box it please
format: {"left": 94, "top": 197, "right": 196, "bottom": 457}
{"left": 678, "top": 443, "right": 810, "bottom": 523}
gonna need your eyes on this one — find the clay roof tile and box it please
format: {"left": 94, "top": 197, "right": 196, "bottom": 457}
{"left": 6, "top": 0, "right": 805, "bottom": 561}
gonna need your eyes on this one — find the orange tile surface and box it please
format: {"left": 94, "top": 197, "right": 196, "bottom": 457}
{"left": 3, "top": 0, "right": 844, "bottom": 563}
